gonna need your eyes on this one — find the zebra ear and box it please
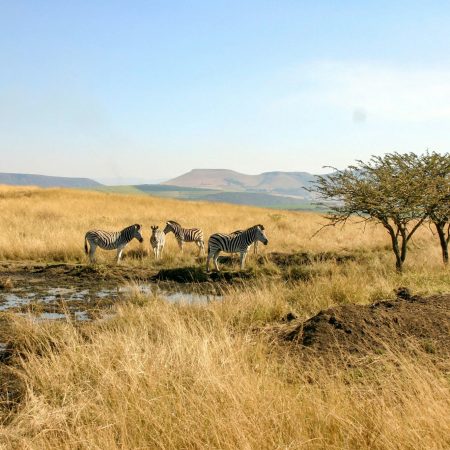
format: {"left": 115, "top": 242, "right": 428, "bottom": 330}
{"left": 135, "top": 224, "right": 141, "bottom": 230}
{"left": 257, "top": 224, "right": 265, "bottom": 230}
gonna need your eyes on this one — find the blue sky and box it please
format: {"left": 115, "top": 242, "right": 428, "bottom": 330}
{"left": 1, "top": 1, "right": 450, "bottom": 182}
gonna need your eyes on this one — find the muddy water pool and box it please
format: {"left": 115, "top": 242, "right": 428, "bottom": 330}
{"left": 0, "top": 284, "right": 222, "bottom": 321}
{"left": 0, "top": 263, "right": 224, "bottom": 322}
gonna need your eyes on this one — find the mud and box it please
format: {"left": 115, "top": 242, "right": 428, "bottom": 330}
{"left": 279, "top": 293, "right": 450, "bottom": 363}
{"left": 0, "top": 262, "right": 223, "bottom": 322}
{"left": 153, "top": 266, "right": 255, "bottom": 283}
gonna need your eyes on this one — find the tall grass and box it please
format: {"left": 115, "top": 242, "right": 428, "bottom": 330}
{"left": 0, "top": 185, "right": 442, "bottom": 268}
{"left": 0, "top": 186, "right": 449, "bottom": 449}
{"left": 0, "top": 297, "right": 449, "bottom": 449}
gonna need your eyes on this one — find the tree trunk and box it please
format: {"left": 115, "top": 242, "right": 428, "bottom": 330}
{"left": 435, "top": 222, "right": 449, "bottom": 265}
{"left": 386, "top": 226, "right": 403, "bottom": 271}
{"left": 399, "top": 228, "right": 408, "bottom": 263}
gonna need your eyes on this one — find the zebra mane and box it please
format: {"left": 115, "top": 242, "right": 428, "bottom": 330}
{"left": 122, "top": 223, "right": 140, "bottom": 232}
{"left": 233, "top": 224, "right": 264, "bottom": 235}
{"left": 167, "top": 220, "right": 181, "bottom": 227}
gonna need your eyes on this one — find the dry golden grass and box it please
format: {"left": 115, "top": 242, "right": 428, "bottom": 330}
{"left": 0, "top": 185, "right": 449, "bottom": 449}
{"left": 0, "top": 185, "right": 441, "bottom": 267}
{"left": 0, "top": 298, "right": 449, "bottom": 449}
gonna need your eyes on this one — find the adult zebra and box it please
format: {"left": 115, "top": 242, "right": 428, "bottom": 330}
{"left": 163, "top": 220, "right": 205, "bottom": 255}
{"left": 206, "top": 224, "right": 268, "bottom": 272}
{"left": 84, "top": 224, "right": 144, "bottom": 264}
{"left": 230, "top": 229, "right": 259, "bottom": 255}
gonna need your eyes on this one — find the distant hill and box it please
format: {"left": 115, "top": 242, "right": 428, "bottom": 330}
{"left": 163, "top": 169, "right": 317, "bottom": 199}
{"left": 96, "top": 184, "right": 323, "bottom": 211}
{"left": 0, "top": 169, "right": 325, "bottom": 210}
{"left": 0, "top": 173, "right": 102, "bottom": 188}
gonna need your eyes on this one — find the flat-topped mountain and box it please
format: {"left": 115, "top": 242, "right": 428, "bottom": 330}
{"left": 0, "top": 173, "right": 102, "bottom": 188}
{"left": 163, "top": 169, "right": 317, "bottom": 197}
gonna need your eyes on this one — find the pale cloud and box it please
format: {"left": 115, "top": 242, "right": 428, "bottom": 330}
{"left": 274, "top": 61, "right": 450, "bottom": 122}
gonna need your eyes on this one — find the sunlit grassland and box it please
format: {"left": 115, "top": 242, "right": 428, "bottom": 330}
{"left": 0, "top": 185, "right": 449, "bottom": 449}
{"left": 0, "top": 184, "right": 441, "bottom": 265}
{"left": 1, "top": 296, "right": 449, "bottom": 449}
{"left": 0, "top": 184, "right": 448, "bottom": 311}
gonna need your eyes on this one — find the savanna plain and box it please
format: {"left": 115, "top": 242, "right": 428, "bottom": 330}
{"left": 0, "top": 185, "right": 449, "bottom": 449}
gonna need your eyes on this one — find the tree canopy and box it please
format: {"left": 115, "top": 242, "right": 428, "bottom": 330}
{"left": 310, "top": 152, "right": 450, "bottom": 270}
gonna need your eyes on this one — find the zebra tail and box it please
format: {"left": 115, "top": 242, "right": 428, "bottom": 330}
{"left": 84, "top": 236, "right": 89, "bottom": 254}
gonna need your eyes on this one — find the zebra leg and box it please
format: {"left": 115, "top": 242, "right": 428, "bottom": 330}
{"left": 253, "top": 241, "right": 258, "bottom": 255}
{"left": 213, "top": 251, "right": 221, "bottom": 271}
{"left": 206, "top": 249, "right": 218, "bottom": 272}
{"left": 116, "top": 247, "right": 124, "bottom": 264}
{"left": 88, "top": 243, "right": 97, "bottom": 264}
{"left": 196, "top": 240, "right": 203, "bottom": 256}
{"left": 178, "top": 239, "right": 184, "bottom": 253}
{"left": 206, "top": 253, "right": 211, "bottom": 272}
{"left": 240, "top": 251, "right": 248, "bottom": 270}
{"left": 153, "top": 246, "right": 157, "bottom": 259}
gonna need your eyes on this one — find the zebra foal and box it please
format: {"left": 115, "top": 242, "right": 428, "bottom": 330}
{"left": 163, "top": 220, "right": 205, "bottom": 255}
{"left": 84, "top": 224, "right": 144, "bottom": 264}
{"left": 206, "top": 224, "right": 268, "bottom": 272}
{"left": 150, "top": 225, "right": 165, "bottom": 259}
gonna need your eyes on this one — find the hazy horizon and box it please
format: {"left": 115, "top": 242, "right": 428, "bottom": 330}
{"left": 2, "top": 1, "right": 450, "bottom": 180}
{"left": 0, "top": 167, "right": 324, "bottom": 187}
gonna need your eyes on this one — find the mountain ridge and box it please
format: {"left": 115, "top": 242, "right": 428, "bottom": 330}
{"left": 163, "top": 168, "right": 317, "bottom": 198}
{"left": 0, "top": 173, "right": 102, "bottom": 188}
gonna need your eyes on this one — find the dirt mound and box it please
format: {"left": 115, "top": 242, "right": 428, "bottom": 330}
{"left": 30, "top": 263, "right": 153, "bottom": 282}
{"left": 282, "top": 294, "right": 450, "bottom": 360}
{"left": 153, "top": 267, "right": 254, "bottom": 283}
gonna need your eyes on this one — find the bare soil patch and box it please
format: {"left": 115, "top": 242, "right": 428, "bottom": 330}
{"left": 278, "top": 294, "right": 450, "bottom": 363}
{"left": 152, "top": 266, "right": 254, "bottom": 283}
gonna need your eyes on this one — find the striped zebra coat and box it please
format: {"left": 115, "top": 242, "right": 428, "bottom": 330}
{"left": 230, "top": 229, "right": 259, "bottom": 255}
{"left": 163, "top": 220, "right": 205, "bottom": 255}
{"left": 84, "top": 224, "right": 144, "bottom": 264}
{"left": 150, "top": 225, "right": 165, "bottom": 259}
{"left": 206, "top": 224, "right": 268, "bottom": 272}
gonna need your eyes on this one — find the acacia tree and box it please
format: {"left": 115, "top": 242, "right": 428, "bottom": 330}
{"left": 310, "top": 153, "right": 428, "bottom": 271}
{"left": 420, "top": 152, "right": 450, "bottom": 264}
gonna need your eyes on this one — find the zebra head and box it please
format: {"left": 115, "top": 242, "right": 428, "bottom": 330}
{"left": 254, "top": 224, "right": 268, "bottom": 245}
{"left": 151, "top": 225, "right": 159, "bottom": 235}
{"left": 133, "top": 224, "right": 144, "bottom": 243}
{"left": 163, "top": 220, "right": 178, "bottom": 234}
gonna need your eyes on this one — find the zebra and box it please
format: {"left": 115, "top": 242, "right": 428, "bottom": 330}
{"left": 163, "top": 220, "right": 205, "bottom": 255}
{"left": 206, "top": 224, "right": 268, "bottom": 272}
{"left": 150, "top": 225, "right": 165, "bottom": 259}
{"left": 84, "top": 224, "right": 144, "bottom": 264}
{"left": 230, "top": 229, "right": 259, "bottom": 255}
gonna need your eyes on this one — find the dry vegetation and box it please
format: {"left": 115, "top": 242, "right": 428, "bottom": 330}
{"left": 0, "top": 185, "right": 449, "bottom": 449}
{"left": 0, "top": 184, "right": 394, "bottom": 262}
